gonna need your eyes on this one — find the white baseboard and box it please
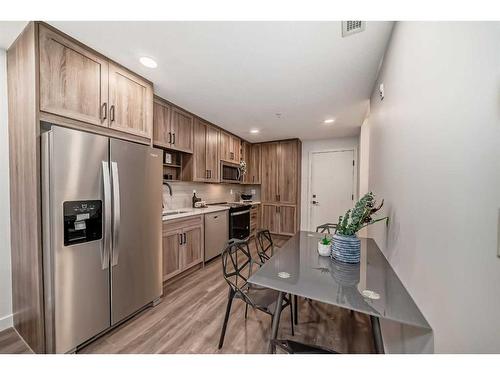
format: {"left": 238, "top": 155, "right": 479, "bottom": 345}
{"left": 0, "top": 313, "right": 13, "bottom": 331}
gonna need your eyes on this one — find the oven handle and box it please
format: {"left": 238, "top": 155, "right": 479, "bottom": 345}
{"left": 231, "top": 210, "right": 250, "bottom": 216}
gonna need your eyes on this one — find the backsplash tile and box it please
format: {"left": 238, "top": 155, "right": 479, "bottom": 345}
{"left": 163, "top": 182, "right": 261, "bottom": 210}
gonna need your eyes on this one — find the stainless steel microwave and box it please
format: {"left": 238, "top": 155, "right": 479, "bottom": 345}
{"left": 220, "top": 161, "right": 241, "bottom": 183}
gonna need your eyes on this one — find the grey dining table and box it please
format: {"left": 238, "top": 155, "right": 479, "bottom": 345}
{"left": 248, "top": 231, "right": 433, "bottom": 354}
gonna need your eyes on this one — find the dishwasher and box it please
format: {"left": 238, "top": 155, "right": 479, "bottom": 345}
{"left": 204, "top": 210, "right": 229, "bottom": 262}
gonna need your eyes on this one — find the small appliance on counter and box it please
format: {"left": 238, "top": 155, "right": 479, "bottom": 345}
{"left": 194, "top": 201, "right": 207, "bottom": 208}
{"left": 240, "top": 193, "right": 253, "bottom": 201}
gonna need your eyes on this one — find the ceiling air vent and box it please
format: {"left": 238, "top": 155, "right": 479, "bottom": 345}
{"left": 342, "top": 21, "right": 366, "bottom": 37}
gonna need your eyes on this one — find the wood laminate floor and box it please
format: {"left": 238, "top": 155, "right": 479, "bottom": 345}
{"left": 0, "top": 237, "right": 375, "bottom": 354}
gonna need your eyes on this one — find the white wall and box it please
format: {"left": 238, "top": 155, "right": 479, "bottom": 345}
{"left": 300, "top": 137, "right": 359, "bottom": 231}
{"left": 0, "top": 48, "right": 13, "bottom": 331}
{"left": 368, "top": 22, "right": 500, "bottom": 353}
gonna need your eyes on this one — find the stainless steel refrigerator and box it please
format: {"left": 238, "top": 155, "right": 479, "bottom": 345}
{"left": 41, "top": 125, "right": 163, "bottom": 353}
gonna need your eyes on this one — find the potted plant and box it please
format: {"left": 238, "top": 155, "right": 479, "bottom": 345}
{"left": 331, "top": 192, "right": 388, "bottom": 263}
{"left": 317, "top": 235, "right": 332, "bottom": 257}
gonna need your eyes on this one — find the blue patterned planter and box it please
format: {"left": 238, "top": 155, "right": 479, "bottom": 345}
{"left": 331, "top": 234, "right": 361, "bottom": 264}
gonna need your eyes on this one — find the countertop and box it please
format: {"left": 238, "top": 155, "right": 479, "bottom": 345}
{"left": 162, "top": 201, "right": 261, "bottom": 221}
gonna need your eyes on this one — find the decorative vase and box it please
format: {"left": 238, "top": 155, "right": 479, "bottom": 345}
{"left": 317, "top": 241, "right": 332, "bottom": 257}
{"left": 331, "top": 234, "right": 361, "bottom": 263}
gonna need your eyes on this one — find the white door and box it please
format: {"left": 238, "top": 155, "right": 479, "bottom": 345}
{"left": 309, "top": 150, "right": 355, "bottom": 231}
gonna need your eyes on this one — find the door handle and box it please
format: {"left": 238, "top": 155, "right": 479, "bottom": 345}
{"left": 312, "top": 200, "right": 319, "bottom": 205}
{"left": 168, "top": 132, "right": 172, "bottom": 144}
{"left": 172, "top": 133, "right": 176, "bottom": 145}
{"left": 101, "top": 161, "right": 111, "bottom": 270}
{"left": 101, "top": 102, "right": 107, "bottom": 121}
{"left": 183, "top": 233, "right": 187, "bottom": 245}
{"left": 111, "top": 161, "right": 121, "bottom": 266}
{"left": 179, "top": 233, "right": 183, "bottom": 245}
{"left": 110, "top": 105, "right": 115, "bottom": 122}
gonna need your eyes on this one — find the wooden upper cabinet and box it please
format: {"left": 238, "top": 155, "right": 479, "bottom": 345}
{"left": 193, "top": 119, "right": 208, "bottom": 181}
{"left": 153, "top": 99, "right": 172, "bottom": 148}
{"left": 39, "top": 24, "right": 154, "bottom": 141}
{"left": 219, "top": 131, "right": 231, "bottom": 162}
{"left": 206, "top": 125, "right": 220, "bottom": 182}
{"left": 108, "top": 62, "right": 153, "bottom": 139}
{"left": 39, "top": 24, "right": 108, "bottom": 127}
{"left": 219, "top": 131, "right": 240, "bottom": 162}
{"left": 231, "top": 136, "right": 241, "bottom": 162}
{"left": 278, "top": 140, "right": 299, "bottom": 204}
{"left": 261, "top": 142, "right": 280, "bottom": 202}
{"left": 170, "top": 107, "right": 194, "bottom": 153}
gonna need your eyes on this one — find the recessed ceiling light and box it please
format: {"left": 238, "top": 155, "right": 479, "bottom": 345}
{"left": 139, "top": 56, "right": 157, "bottom": 68}
{"left": 324, "top": 119, "right": 335, "bottom": 124}
{"left": 250, "top": 129, "right": 260, "bottom": 134}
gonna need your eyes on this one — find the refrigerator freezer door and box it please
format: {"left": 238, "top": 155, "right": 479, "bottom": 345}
{"left": 109, "top": 139, "right": 163, "bottom": 324}
{"left": 42, "top": 126, "right": 111, "bottom": 353}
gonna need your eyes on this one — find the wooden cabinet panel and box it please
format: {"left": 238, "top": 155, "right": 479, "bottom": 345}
{"left": 153, "top": 99, "right": 172, "bottom": 148}
{"left": 250, "top": 204, "right": 261, "bottom": 237}
{"left": 39, "top": 25, "right": 108, "bottom": 127}
{"left": 250, "top": 143, "right": 261, "bottom": 184}
{"left": 170, "top": 107, "right": 194, "bottom": 153}
{"left": 193, "top": 119, "right": 208, "bottom": 181}
{"left": 206, "top": 125, "right": 219, "bottom": 182}
{"left": 279, "top": 206, "right": 296, "bottom": 236}
{"left": 219, "top": 131, "right": 231, "bottom": 161}
{"left": 182, "top": 226, "right": 203, "bottom": 270}
{"left": 109, "top": 62, "right": 153, "bottom": 138}
{"left": 241, "top": 141, "right": 251, "bottom": 183}
{"left": 262, "top": 204, "right": 279, "bottom": 234}
{"left": 163, "top": 230, "right": 182, "bottom": 281}
{"left": 231, "top": 136, "right": 241, "bottom": 162}
{"left": 261, "top": 142, "right": 280, "bottom": 202}
{"left": 278, "top": 140, "right": 298, "bottom": 204}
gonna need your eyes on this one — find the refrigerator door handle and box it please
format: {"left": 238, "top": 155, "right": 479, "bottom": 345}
{"left": 102, "top": 161, "right": 111, "bottom": 270}
{"left": 111, "top": 161, "right": 121, "bottom": 266}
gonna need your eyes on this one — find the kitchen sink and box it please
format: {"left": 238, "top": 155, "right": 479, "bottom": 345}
{"left": 163, "top": 210, "right": 190, "bottom": 216}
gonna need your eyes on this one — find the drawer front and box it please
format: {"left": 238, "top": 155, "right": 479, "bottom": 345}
{"left": 163, "top": 215, "right": 203, "bottom": 233}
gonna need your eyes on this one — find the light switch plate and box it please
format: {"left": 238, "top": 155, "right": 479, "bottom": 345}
{"left": 251, "top": 189, "right": 256, "bottom": 195}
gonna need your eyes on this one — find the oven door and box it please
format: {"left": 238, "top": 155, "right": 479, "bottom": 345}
{"left": 229, "top": 209, "right": 250, "bottom": 240}
{"left": 221, "top": 161, "right": 241, "bottom": 183}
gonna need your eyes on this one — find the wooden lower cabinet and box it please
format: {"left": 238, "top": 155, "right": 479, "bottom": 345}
{"left": 162, "top": 229, "right": 182, "bottom": 280}
{"left": 279, "top": 205, "right": 296, "bottom": 236}
{"left": 182, "top": 225, "right": 203, "bottom": 270}
{"left": 250, "top": 204, "right": 261, "bottom": 237}
{"left": 162, "top": 216, "right": 204, "bottom": 282}
{"left": 261, "top": 204, "right": 297, "bottom": 236}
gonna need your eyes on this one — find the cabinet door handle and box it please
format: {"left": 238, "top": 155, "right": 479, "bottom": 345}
{"left": 101, "top": 102, "right": 107, "bottom": 121}
{"left": 110, "top": 105, "right": 115, "bottom": 122}
{"left": 172, "top": 133, "right": 176, "bottom": 145}
{"left": 277, "top": 194, "right": 280, "bottom": 201}
{"left": 168, "top": 132, "right": 172, "bottom": 144}
{"left": 179, "top": 233, "right": 183, "bottom": 245}
{"left": 183, "top": 233, "right": 187, "bottom": 245}
{"left": 209, "top": 170, "right": 212, "bottom": 179}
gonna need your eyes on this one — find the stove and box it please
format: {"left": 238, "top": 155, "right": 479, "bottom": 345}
{"left": 208, "top": 202, "right": 250, "bottom": 239}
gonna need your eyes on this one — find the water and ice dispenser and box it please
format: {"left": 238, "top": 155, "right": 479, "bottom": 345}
{"left": 63, "top": 200, "right": 103, "bottom": 246}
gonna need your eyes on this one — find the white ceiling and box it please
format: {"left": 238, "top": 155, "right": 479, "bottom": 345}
{"left": 3, "top": 21, "right": 393, "bottom": 141}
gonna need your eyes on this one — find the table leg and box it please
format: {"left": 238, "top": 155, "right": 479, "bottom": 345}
{"left": 370, "top": 315, "right": 385, "bottom": 354}
{"left": 268, "top": 291, "right": 284, "bottom": 354}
